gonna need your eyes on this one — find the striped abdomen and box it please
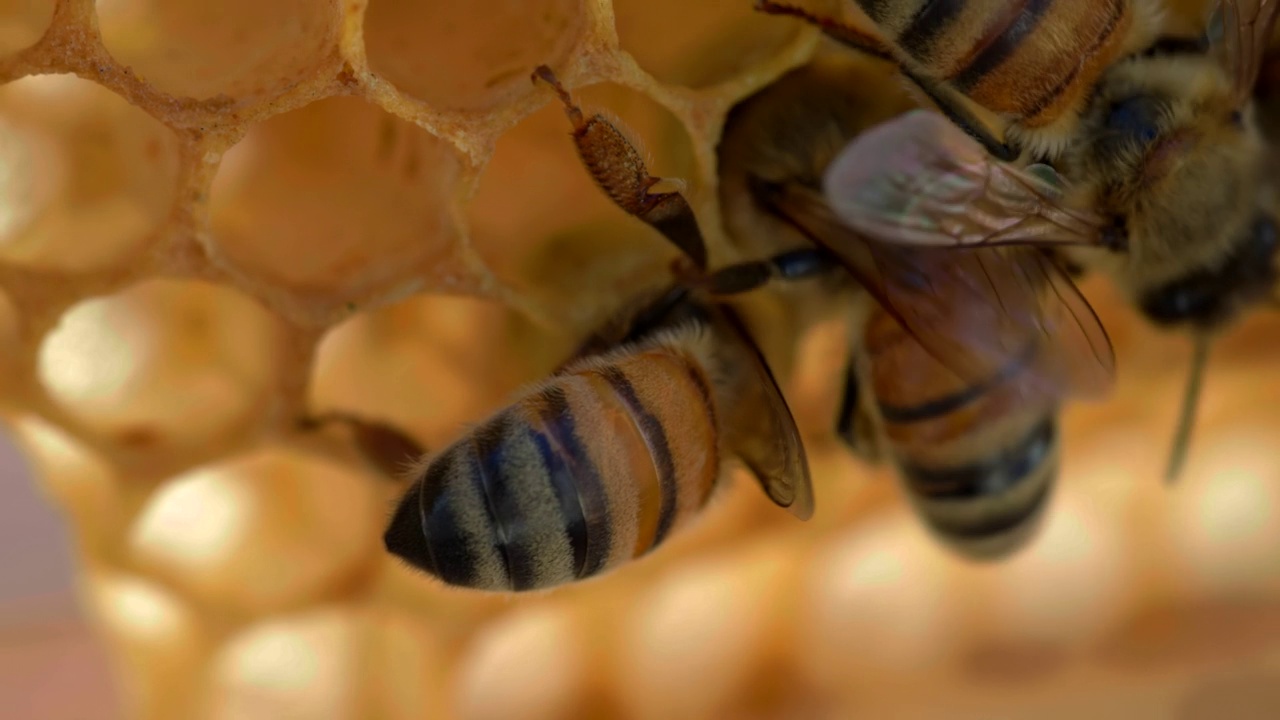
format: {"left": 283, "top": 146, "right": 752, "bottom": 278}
{"left": 384, "top": 346, "right": 720, "bottom": 592}
{"left": 863, "top": 312, "right": 1059, "bottom": 559}
{"left": 856, "top": 0, "right": 1133, "bottom": 127}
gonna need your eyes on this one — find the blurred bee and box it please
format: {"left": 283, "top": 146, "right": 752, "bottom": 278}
{"left": 713, "top": 56, "right": 1114, "bottom": 559}
{"left": 377, "top": 68, "right": 814, "bottom": 592}
{"left": 755, "top": 0, "right": 1280, "bottom": 480}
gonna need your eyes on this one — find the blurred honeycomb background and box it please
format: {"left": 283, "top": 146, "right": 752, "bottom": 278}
{"left": 2, "top": 0, "right": 1280, "bottom": 718}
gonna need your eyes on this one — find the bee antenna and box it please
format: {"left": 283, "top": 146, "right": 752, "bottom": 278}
{"left": 1164, "top": 335, "right": 1211, "bottom": 484}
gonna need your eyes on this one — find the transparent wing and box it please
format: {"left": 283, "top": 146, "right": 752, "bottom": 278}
{"left": 1210, "top": 0, "right": 1280, "bottom": 103}
{"left": 761, "top": 182, "right": 1115, "bottom": 404}
{"left": 821, "top": 110, "right": 1108, "bottom": 249}
{"left": 716, "top": 306, "right": 815, "bottom": 520}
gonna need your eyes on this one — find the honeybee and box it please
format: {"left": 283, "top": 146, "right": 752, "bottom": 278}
{"left": 755, "top": 0, "right": 1280, "bottom": 480}
{"left": 379, "top": 69, "right": 814, "bottom": 592}
{"left": 711, "top": 55, "right": 1114, "bottom": 558}
{"left": 533, "top": 55, "right": 1113, "bottom": 560}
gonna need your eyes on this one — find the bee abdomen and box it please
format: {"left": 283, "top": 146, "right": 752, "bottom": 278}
{"left": 383, "top": 395, "right": 607, "bottom": 592}
{"left": 899, "top": 416, "right": 1058, "bottom": 559}
{"left": 858, "top": 0, "right": 1132, "bottom": 127}
{"left": 384, "top": 348, "right": 719, "bottom": 592}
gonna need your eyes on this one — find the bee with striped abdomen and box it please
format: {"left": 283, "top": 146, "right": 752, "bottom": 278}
{"left": 380, "top": 69, "right": 813, "bottom": 593}
{"left": 712, "top": 59, "right": 1115, "bottom": 558}
{"left": 756, "top": 0, "right": 1280, "bottom": 480}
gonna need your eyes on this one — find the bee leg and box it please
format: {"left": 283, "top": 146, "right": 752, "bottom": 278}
{"left": 531, "top": 65, "right": 708, "bottom": 270}
{"left": 901, "top": 72, "right": 1020, "bottom": 162}
{"left": 753, "top": 1, "right": 894, "bottom": 60}
{"left": 752, "top": 1, "right": 1018, "bottom": 162}
{"left": 1142, "top": 35, "right": 1210, "bottom": 57}
{"left": 702, "top": 248, "right": 841, "bottom": 296}
{"left": 835, "top": 364, "right": 882, "bottom": 463}
{"left": 298, "top": 412, "right": 425, "bottom": 481}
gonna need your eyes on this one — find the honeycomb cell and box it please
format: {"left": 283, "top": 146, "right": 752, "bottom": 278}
{"left": 8, "top": 416, "right": 123, "bottom": 554}
{"left": 453, "top": 604, "right": 587, "bottom": 720}
{"left": 0, "top": 0, "right": 53, "bottom": 58}
{"left": 128, "top": 449, "right": 380, "bottom": 614}
{"left": 617, "top": 548, "right": 790, "bottom": 720}
{"left": 36, "top": 279, "right": 285, "bottom": 450}
{"left": 89, "top": 573, "right": 211, "bottom": 720}
{"left": 800, "top": 511, "right": 961, "bottom": 688}
{"left": 96, "top": 0, "right": 341, "bottom": 102}
{"left": 206, "top": 608, "right": 448, "bottom": 720}
{"left": 0, "top": 74, "right": 180, "bottom": 272}
{"left": 209, "top": 96, "right": 462, "bottom": 298}
{"left": 614, "top": 0, "right": 817, "bottom": 89}
{"left": 958, "top": 493, "right": 1132, "bottom": 669}
{"left": 0, "top": 286, "right": 17, "bottom": 389}
{"left": 1168, "top": 427, "right": 1280, "bottom": 598}
{"left": 1178, "top": 671, "right": 1280, "bottom": 720}
{"left": 364, "top": 0, "right": 583, "bottom": 111}
{"left": 310, "top": 293, "right": 574, "bottom": 459}
{"left": 469, "top": 82, "right": 697, "bottom": 328}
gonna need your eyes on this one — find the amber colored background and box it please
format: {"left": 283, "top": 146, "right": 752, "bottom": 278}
{"left": 2, "top": 0, "right": 1280, "bottom": 718}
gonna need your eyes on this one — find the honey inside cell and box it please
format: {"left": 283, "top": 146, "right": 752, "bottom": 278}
{"left": 613, "top": 0, "right": 820, "bottom": 89}
{"left": 0, "top": 74, "right": 179, "bottom": 273}
{"left": 364, "top": 0, "right": 584, "bottom": 112}
{"left": 468, "top": 81, "right": 697, "bottom": 330}
{"left": 96, "top": 0, "right": 341, "bottom": 102}
{"left": 209, "top": 96, "right": 463, "bottom": 300}
{"left": 309, "top": 293, "right": 573, "bottom": 461}
{"left": 36, "top": 279, "right": 286, "bottom": 452}
{"left": 0, "top": 0, "right": 54, "bottom": 59}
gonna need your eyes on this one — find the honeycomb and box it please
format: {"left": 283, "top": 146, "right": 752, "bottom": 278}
{"left": 2, "top": 0, "right": 1280, "bottom": 718}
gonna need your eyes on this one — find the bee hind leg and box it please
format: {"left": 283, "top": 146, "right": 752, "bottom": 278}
{"left": 531, "top": 65, "right": 708, "bottom": 270}
{"left": 298, "top": 412, "right": 426, "bottom": 481}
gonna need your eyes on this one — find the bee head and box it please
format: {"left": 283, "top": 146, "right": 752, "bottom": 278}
{"left": 1139, "top": 214, "right": 1280, "bottom": 331}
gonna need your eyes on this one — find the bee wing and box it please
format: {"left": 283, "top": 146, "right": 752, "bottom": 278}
{"left": 716, "top": 306, "right": 815, "bottom": 521}
{"left": 821, "top": 110, "right": 1108, "bottom": 249}
{"left": 1211, "top": 0, "right": 1280, "bottom": 103}
{"left": 762, "top": 182, "right": 1115, "bottom": 403}
{"left": 874, "top": 243, "right": 1116, "bottom": 403}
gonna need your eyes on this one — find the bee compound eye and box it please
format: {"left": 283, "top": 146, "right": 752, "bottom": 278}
{"left": 1105, "top": 96, "right": 1163, "bottom": 145}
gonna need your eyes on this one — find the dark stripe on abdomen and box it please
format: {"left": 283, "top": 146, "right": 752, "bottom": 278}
{"left": 951, "top": 0, "right": 1053, "bottom": 91}
{"left": 899, "top": 0, "right": 966, "bottom": 62}
{"left": 470, "top": 417, "right": 533, "bottom": 591}
{"left": 857, "top": 0, "right": 897, "bottom": 24}
{"left": 1021, "top": 0, "right": 1126, "bottom": 120}
{"left": 526, "top": 417, "right": 589, "bottom": 581}
{"left": 877, "top": 341, "right": 1036, "bottom": 424}
{"left": 599, "top": 366, "right": 680, "bottom": 548}
{"left": 410, "top": 452, "right": 482, "bottom": 588}
{"left": 537, "top": 386, "right": 613, "bottom": 579}
{"left": 902, "top": 416, "right": 1056, "bottom": 500}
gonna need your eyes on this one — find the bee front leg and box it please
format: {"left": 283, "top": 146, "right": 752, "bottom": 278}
{"left": 753, "top": 1, "right": 1017, "bottom": 162}
{"left": 699, "top": 248, "right": 842, "bottom": 297}
{"left": 752, "top": 0, "right": 894, "bottom": 60}
{"left": 532, "top": 65, "right": 708, "bottom": 270}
